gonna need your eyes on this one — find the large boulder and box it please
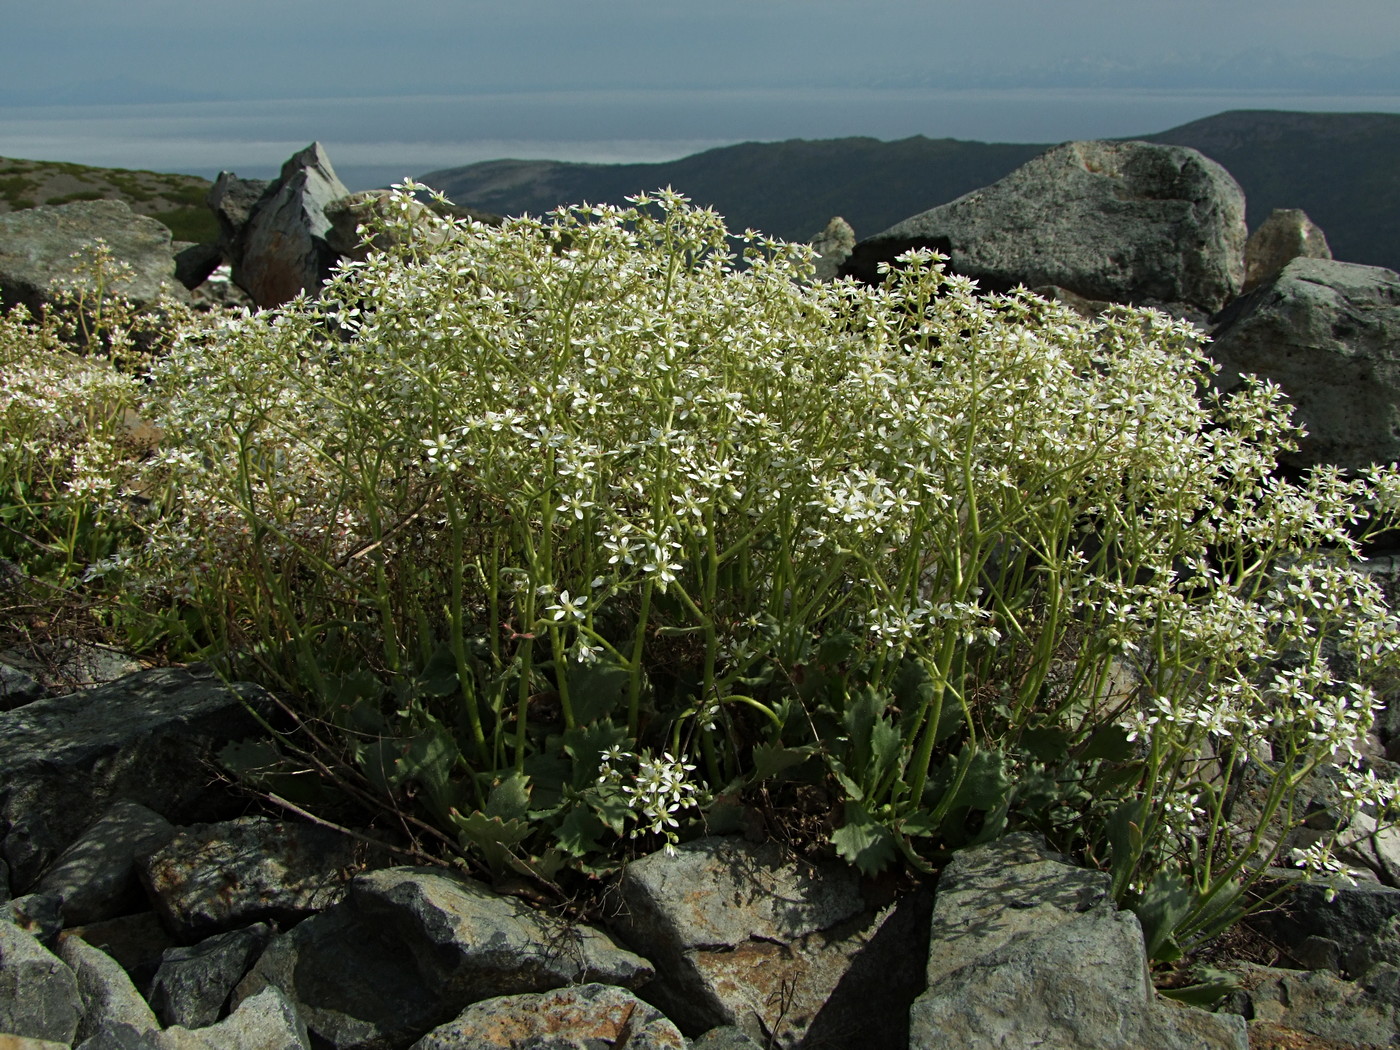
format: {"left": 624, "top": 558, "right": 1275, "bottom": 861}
{"left": 841, "top": 139, "right": 1247, "bottom": 316}
{"left": 1208, "top": 257, "right": 1400, "bottom": 469}
{"left": 0, "top": 921, "right": 81, "bottom": 1045}
{"left": 38, "top": 800, "right": 176, "bottom": 926}
{"left": 0, "top": 200, "right": 187, "bottom": 318}
{"left": 907, "top": 834, "right": 1246, "bottom": 1050}
{"left": 226, "top": 143, "right": 349, "bottom": 308}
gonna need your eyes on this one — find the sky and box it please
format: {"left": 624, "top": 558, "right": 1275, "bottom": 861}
{"left": 3, "top": 0, "right": 1399, "bottom": 190}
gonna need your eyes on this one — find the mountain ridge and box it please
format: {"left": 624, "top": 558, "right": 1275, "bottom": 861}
{"left": 420, "top": 110, "right": 1400, "bottom": 271}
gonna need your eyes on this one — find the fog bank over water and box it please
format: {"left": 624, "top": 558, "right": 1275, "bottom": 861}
{"left": 4, "top": 88, "right": 1399, "bottom": 192}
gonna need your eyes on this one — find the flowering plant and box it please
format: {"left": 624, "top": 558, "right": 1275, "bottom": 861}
{"left": 6, "top": 188, "right": 1400, "bottom": 961}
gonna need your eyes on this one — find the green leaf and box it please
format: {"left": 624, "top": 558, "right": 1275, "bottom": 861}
{"left": 555, "top": 805, "right": 607, "bottom": 857}
{"left": 561, "top": 721, "right": 630, "bottom": 790}
{"left": 450, "top": 809, "right": 533, "bottom": 872}
{"left": 831, "top": 800, "right": 898, "bottom": 876}
{"left": 1157, "top": 968, "right": 1240, "bottom": 1008}
{"left": 1021, "top": 726, "right": 1071, "bottom": 762}
{"left": 589, "top": 782, "right": 634, "bottom": 836}
{"left": 485, "top": 771, "right": 532, "bottom": 822}
{"left": 1107, "top": 797, "right": 1150, "bottom": 899}
{"left": 565, "top": 660, "right": 631, "bottom": 726}
{"left": 867, "top": 715, "right": 904, "bottom": 796}
{"left": 751, "top": 741, "right": 815, "bottom": 781}
{"left": 417, "top": 643, "right": 461, "bottom": 698}
{"left": 1135, "top": 868, "right": 1195, "bottom": 964}
{"left": 961, "top": 748, "right": 1011, "bottom": 811}
{"left": 1080, "top": 724, "right": 1135, "bottom": 762}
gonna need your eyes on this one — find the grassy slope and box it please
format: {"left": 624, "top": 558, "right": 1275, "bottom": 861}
{"left": 420, "top": 111, "right": 1400, "bottom": 272}
{"left": 0, "top": 156, "right": 217, "bottom": 244}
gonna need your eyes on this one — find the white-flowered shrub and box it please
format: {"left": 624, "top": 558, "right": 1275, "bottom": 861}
{"left": 6, "top": 188, "right": 1400, "bottom": 963}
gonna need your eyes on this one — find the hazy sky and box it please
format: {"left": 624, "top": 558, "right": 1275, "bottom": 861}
{"left": 3, "top": 0, "right": 1398, "bottom": 188}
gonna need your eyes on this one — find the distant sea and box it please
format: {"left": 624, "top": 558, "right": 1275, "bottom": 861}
{"left": 4, "top": 87, "right": 1399, "bottom": 191}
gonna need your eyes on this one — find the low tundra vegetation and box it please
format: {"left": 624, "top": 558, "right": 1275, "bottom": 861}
{"left": 5, "top": 187, "right": 1400, "bottom": 975}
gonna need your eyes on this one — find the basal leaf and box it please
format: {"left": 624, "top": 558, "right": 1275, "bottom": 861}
{"left": 831, "top": 800, "right": 897, "bottom": 876}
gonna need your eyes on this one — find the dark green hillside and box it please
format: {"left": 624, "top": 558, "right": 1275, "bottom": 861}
{"left": 0, "top": 156, "right": 217, "bottom": 243}
{"left": 421, "top": 111, "right": 1400, "bottom": 272}
{"left": 1146, "top": 110, "right": 1400, "bottom": 273}
{"left": 420, "top": 136, "right": 1049, "bottom": 243}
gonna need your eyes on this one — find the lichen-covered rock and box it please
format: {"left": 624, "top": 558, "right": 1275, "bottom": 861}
{"left": 0, "top": 921, "right": 81, "bottom": 1045}
{"left": 809, "top": 216, "right": 855, "bottom": 281}
{"left": 611, "top": 837, "right": 928, "bottom": 1049}
{"left": 842, "top": 139, "right": 1246, "bottom": 315}
{"left": 0, "top": 199, "right": 187, "bottom": 318}
{"left": 410, "top": 984, "right": 684, "bottom": 1050}
{"left": 140, "top": 817, "right": 366, "bottom": 939}
{"left": 351, "top": 867, "right": 653, "bottom": 1000}
{"left": 1224, "top": 962, "right": 1400, "bottom": 1047}
{"left": 1209, "top": 257, "right": 1400, "bottom": 469}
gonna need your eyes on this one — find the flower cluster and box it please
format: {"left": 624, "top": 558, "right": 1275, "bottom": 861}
{"left": 597, "top": 745, "right": 703, "bottom": 855}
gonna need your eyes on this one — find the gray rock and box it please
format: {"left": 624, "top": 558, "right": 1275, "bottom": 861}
{"left": 352, "top": 867, "right": 652, "bottom": 1001}
{"left": 38, "top": 799, "right": 176, "bottom": 925}
{"left": 172, "top": 242, "right": 223, "bottom": 291}
{"left": 82, "top": 986, "right": 309, "bottom": 1050}
{"left": 1209, "top": 257, "right": 1400, "bottom": 470}
{"left": 1, "top": 642, "right": 145, "bottom": 697}
{"left": 140, "top": 816, "right": 364, "bottom": 939}
{"left": 207, "top": 174, "right": 270, "bottom": 253}
{"left": 57, "top": 933, "right": 160, "bottom": 1043}
{"left": 610, "top": 837, "right": 927, "bottom": 1049}
{"left": 0, "top": 920, "right": 81, "bottom": 1045}
{"left": 64, "top": 912, "right": 178, "bottom": 996}
{"left": 0, "top": 859, "right": 8, "bottom": 905}
{"left": 842, "top": 139, "right": 1247, "bottom": 315}
{"left": 323, "top": 190, "right": 445, "bottom": 262}
{"left": 0, "top": 1036, "right": 72, "bottom": 1049}
{"left": 232, "top": 142, "right": 348, "bottom": 307}
{"left": 907, "top": 834, "right": 1246, "bottom": 1050}
{"left": 149, "top": 923, "right": 273, "bottom": 1029}
{"left": 0, "top": 199, "right": 187, "bottom": 318}
{"left": 1261, "top": 875, "right": 1400, "bottom": 976}
{"left": 688, "top": 1026, "right": 761, "bottom": 1049}
{"left": 234, "top": 903, "right": 448, "bottom": 1050}
{"left": 410, "top": 984, "right": 685, "bottom": 1050}
{"left": 809, "top": 216, "right": 855, "bottom": 281}
{"left": 2, "top": 895, "right": 62, "bottom": 949}
{"left": 1225, "top": 961, "right": 1400, "bottom": 1047}
{"left": 1243, "top": 208, "right": 1332, "bottom": 293}
{"left": 0, "top": 666, "right": 270, "bottom": 893}
{"left": 0, "top": 662, "right": 43, "bottom": 711}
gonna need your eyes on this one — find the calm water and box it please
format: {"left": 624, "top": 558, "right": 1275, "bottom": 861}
{"left": 4, "top": 87, "right": 1399, "bottom": 191}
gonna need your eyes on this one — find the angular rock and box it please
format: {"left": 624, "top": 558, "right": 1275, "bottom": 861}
{"left": 410, "top": 983, "right": 685, "bottom": 1050}
{"left": 1, "top": 642, "right": 145, "bottom": 697}
{"left": 611, "top": 836, "right": 928, "bottom": 1049}
{"left": 232, "top": 143, "right": 349, "bottom": 307}
{"left": 1243, "top": 208, "right": 1332, "bottom": 293}
{"left": 0, "top": 199, "right": 187, "bottom": 318}
{"left": 1209, "top": 257, "right": 1400, "bottom": 469}
{"left": 207, "top": 173, "right": 270, "bottom": 256}
{"left": 841, "top": 139, "right": 1247, "bottom": 315}
{"left": 323, "top": 190, "right": 443, "bottom": 262}
{"left": 1225, "top": 961, "right": 1400, "bottom": 1047}
{"left": 140, "top": 816, "right": 365, "bottom": 939}
{"left": 80, "top": 985, "right": 309, "bottom": 1050}
{"left": 57, "top": 934, "right": 160, "bottom": 1044}
{"left": 65, "top": 912, "right": 178, "bottom": 995}
{"left": 172, "top": 242, "right": 224, "bottom": 292}
{"left": 39, "top": 799, "right": 176, "bottom": 925}
{"left": 689, "top": 1026, "right": 761, "bottom": 1050}
{"left": 2, "top": 895, "right": 62, "bottom": 950}
{"left": 1260, "top": 874, "right": 1400, "bottom": 976}
{"left": 0, "top": 1036, "right": 71, "bottom": 1050}
{"left": 907, "top": 834, "right": 1246, "bottom": 1050}
{"left": 0, "top": 920, "right": 81, "bottom": 1045}
{"left": 0, "top": 666, "right": 270, "bottom": 893}
{"left": 234, "top": 903, "right": 449, "bottom": 1050}
{"left": 352, "top": 867, "right": 652, "bottom": 1000}
{"left": 148, "top": 923, "right": 273, "bottom": 1029}
{"left": 0, "top": 663, "right": 43, "bottom": 711}
{"left": 809, "top": 216, "right": 855, "bottom": 282}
